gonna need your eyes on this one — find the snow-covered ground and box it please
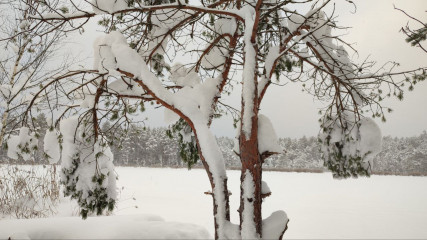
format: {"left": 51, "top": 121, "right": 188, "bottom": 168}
{"left": 2, "top": 167, "right": 427, "bottom": 239}
{"left": 113, "top": 167, "right": 427, "bottom": 239}
{"left": 0, "top": 214, "right": 210, "bottom": 239}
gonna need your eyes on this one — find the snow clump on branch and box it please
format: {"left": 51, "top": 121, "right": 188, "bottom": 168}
{"left": 319, "top": 116, "right": 382, "bottom": 178}
{"left": 59, "top": 116, "right": 117, "bottom": 219}
{"left": 258, "top": 114, "right": 282, "bottom": 154}
{"left": 91, "top": 0, "right": 129, "bottom": 14}
{"left": 6, "top": 127, "right": 38, "bottom": 161}
{"left": 43, "top": 118, "right": 61, "bottom": 164}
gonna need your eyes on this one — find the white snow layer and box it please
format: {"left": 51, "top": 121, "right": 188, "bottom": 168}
{"left": 91, "top": 0, "right": 129, "bottom": 14}
{"left": 94, "top": 31, "right": 141, "bottom": 75}
{"left": 43, "top": 128, "right": 61, "bottom": 164}
{"left": 233, "top": 121, "right": 241, "bottom": 154}
{"left": 193, "top": 124, "right": 229, "bottom": 238}
{"left": 170, "top": 63, "right": 200, "bottom": 87}
{"left": 261, "top": 180, "right": 271, "bottom": 195}
{"left": 258, "top": 114, "right": 282, "bottom": 154}
{"left": 0, "top": 214, "right": 211, "bottom": 239}
{"left": 3, "top": 167, "right": 427, "bottom": 239}
{"left": 93, "top": 31, "right": 221, "bottom": 126}
{"left": 241, "top": 170, "right": 258, "bottom": 239}
{"left": 241, "top": 6, "right": 257, "bottom": 139}
{"left": 262, "top": 211, "right": 289, "bottom": 240}
{"left": 264, "top": 46, "right": 280, "bottom": 78}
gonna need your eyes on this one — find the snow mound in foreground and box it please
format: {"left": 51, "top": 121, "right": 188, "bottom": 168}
{"left": 0, "top": 214, "right": 211, "bottom": 239}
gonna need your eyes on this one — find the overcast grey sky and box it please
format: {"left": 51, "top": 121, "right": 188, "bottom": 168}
{"left": 73, "top": 0, "right": 427, "bottom": 138}
{"left": 256, "top": 0, "right": 427, "bottom": 138}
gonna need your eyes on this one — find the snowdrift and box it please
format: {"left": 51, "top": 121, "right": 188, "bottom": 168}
{"left": 0, "top": 214, "right": 211, "bottom": 239}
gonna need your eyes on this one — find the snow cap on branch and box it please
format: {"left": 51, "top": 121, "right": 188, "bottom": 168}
{"left": 43, "top": 124, "right": 61, "bottom": 164}
{"left": 170, "top": 63, "right": 200, "bottom": 87}
{"left": 262, "top": 210, "right": 289, "bottom": 240}
{"left": 258, "top": 114, "right": 282, "bottom": 154}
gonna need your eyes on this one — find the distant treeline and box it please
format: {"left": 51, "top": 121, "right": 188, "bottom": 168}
{"left": 1, "top": 116, "right": 427, "bottom": 176}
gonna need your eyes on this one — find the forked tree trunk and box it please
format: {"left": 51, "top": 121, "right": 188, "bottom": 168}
{"left": 239, "top": 14, "right": 263, "bottom": 236}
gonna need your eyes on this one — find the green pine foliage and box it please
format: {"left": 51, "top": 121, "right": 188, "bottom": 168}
{"left": 166, "top": 119, "right": 199, "bottom": 169}
{"left": 61, "top": 153, "right": 116, "bottom": 219}
{"left": 406, "top": 26, "right": 427, "bottom": 46}
{"left": 321, "top": 139, "right": 371, "bottom": 179}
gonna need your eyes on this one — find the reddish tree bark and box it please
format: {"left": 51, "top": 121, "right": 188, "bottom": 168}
{"left": 238, "top": 34, "right": 263, "bottom": 236}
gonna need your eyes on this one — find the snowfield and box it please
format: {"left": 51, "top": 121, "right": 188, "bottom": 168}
{"left": 0, "top": 214, "right": 210, "bottom": 239}
{"left": 1, "top": 167, "right": 427, "bottom": 239}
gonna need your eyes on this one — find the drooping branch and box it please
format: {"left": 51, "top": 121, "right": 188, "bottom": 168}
{"left": 117, "top": 68, "right": 230, "bottom": 239}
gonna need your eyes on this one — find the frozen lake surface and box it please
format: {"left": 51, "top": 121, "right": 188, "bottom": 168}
{"left": 113, "top": 167, "right": 427, "bottom": 239}
{"left": 1, "top": 166, "right": 427, "bottom": 239}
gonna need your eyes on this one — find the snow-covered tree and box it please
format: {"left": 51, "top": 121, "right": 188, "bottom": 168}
{"left": 19, "top": 0, "right": 427, "bottom": 238}
{"left": 0, "top": 1, "right": 72, "bottom": 158}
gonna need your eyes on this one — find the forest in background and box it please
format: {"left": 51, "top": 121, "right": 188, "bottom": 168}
{"left": 1, "top": 114, "right": 426, "bottom": 176}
